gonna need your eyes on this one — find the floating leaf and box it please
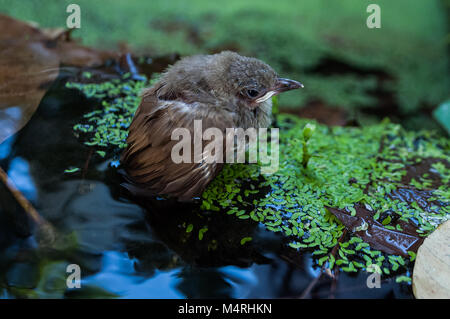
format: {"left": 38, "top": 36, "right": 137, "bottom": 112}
{"left": 198, "top": 227, "right": 208, "bottom": 240}
{"left": 240, "top": 237, "right": 252, "bottom": 245}
{"left": 64, "top": 167, "right": 80, "bottom": 174}
{"left": 327, "top": 205, "right": 423, "bottom": 257}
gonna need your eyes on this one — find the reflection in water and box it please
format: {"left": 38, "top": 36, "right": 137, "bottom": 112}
{"left": 0, "top": 71, "right": 412, "bottom": 299}
{"left": 0, "top": 106, "right": 22, "bottom": 143}
{"left": 0, "top": 136, "right": 14, "bottom": 160}
{"left": 220, "top": 265, "right": 259, "bottom": 298}
{"left": 7, "top": 157, "right": 37, "bottom": 203}
{"left": 82, "top": 251, "right": 183, "bottom": 299}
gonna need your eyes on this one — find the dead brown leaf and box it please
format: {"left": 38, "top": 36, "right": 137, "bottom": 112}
{"left": 0, "top": 14, "right": 116, "bottom": 144}
{"left": 327, "top": 205, "right": 423, "bottom": 256}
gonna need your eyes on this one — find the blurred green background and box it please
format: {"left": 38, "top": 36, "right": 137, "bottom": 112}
{"left": 1, "top": 0, "right": 449, "bottom": 130}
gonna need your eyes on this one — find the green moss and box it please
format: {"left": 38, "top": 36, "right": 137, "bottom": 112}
{"left": 201, "top": 114, "right": 449, "bottom": 278}
{"left": 66, "top": 74, "right": 159, "bottom": 161}
{"left": 3, "top": 0, "right": 448, "bottom": 113}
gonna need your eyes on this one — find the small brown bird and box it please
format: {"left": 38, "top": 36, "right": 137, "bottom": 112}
{"left": 121, "top": 51, "right": 303, "bottom": 201}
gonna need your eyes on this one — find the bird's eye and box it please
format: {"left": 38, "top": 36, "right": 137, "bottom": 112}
{"left": 246, "top": 89, "right": 259, "bottom": 98}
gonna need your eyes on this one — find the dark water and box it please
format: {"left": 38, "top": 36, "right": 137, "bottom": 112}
{"left": 0, "top": 73, "right": 413, "bottom": 299}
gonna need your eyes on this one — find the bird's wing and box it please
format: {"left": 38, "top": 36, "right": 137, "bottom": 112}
{"left": 121, "top": 87, "right": 235, "bottom": 201}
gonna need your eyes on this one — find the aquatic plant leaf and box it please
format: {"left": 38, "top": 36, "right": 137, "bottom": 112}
{"left": 327, "top": 205, "right": 423, "bottom": 257}
{"left": 413, "top": 220, "right": 450, "bottom": 298}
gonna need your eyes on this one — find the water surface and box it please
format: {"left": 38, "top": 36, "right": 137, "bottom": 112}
{"left": 0, "top": 73, "right": 412, "bottom": 299}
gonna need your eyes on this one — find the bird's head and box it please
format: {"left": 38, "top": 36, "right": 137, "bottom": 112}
{"left": 219, "top": 51, "right": 303, "bottom": 109}
{"left": 157, "top": 51, "right": 303, "bottom": 110}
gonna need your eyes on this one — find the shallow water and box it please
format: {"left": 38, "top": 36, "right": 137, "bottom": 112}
{"left": 0, "top": 73, "right": 413, "bottom": 299}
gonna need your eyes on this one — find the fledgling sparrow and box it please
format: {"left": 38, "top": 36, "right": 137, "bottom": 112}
{"left": 121, "top": 51, "right": 302, "bottom": 201}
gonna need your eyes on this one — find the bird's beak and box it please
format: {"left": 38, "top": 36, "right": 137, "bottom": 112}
{"left": 274, "top": 78, "right": 304, "bottom": 93}
{"left": 255, "top": 78, "right": 303, "bottom": 104}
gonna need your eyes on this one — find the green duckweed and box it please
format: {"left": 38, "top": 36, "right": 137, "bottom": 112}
{"left": 68, "top": 73, "right": 450, "bottom": 283}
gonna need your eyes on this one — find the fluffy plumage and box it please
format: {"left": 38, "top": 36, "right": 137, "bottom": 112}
{"left": 121, "top": 51, "right": 302, "bottom": 201}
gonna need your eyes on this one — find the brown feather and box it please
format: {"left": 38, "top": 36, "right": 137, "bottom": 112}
{"left": 121, "top": 94, "right": 234, "bottom": 201}
{"left": 120, "top": 51, "right": 296, "bottom": 201}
